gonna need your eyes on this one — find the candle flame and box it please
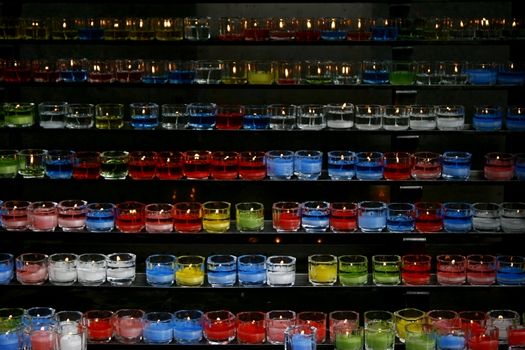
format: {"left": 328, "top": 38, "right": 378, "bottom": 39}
{"left": 284, "top": 68, "right": 289, "bottom": 78}
{"left": 279, "top": 19, "right": 285, "bottom": 29}
{"left": 226, "top": 24, "right": 231, "bottom": 32}
{"left": 330, "top": 19, "right": 336, "bottom": 30}
{"left": 279, "top": 315, "right": 283, "bottom": 320}
{"left": 307, "top": 19, "right": 312, "bottom": 30}
{"left": 451, "top": 259, "right": 455, "bottom": 265}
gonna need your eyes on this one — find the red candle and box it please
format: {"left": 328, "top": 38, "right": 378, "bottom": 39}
{"left": 468, "top": 337, "right": 498, "bottom": 350}
{"left": 87, "top": 318, "right": 113, "bottom": 342}
{"left": 173, "top": 202, "right": 203, "bottom": 233}
{"left": 415, "top": 202, "right": 443, "bottom": 232}
{"left": 30, "top": 329, "right": 55, "bottom": 350}
{"left": 384, "top": 152, "right": 412, "bottom": 180}
{"left": 128, "top": 151, "right": 157, "bottom": 180}
{"left": 156, "top": 151, "right": 183, "bottom": 180}
{"left": 272, "top": 202, "right": 301, "bottom": 232}
{"left": 437, "top": 255, "right": 466, "bottom": 285}
{"left": 401, "top": 255, "right": 431, "bottom": 285}
{"left": 236, "top": 312, "right": 266, "bottom": 344}
{"left": 218, "top": 33, "right": 244, "bottom": 41}
{"left": 243, "top": 28, "right": 270, "bottom": 41}
{"left": 183, "top": 151, "right": 211, "bottom": 179}
{"left": 296, "top": 30, "right": 321, "bottom": 41}
{"left": 508, "top": 326, "right": 525, "bottom": 346}
{"left": 347, "top": 31, "right": 372, "bottom": 40}
{"left": 239, "top": 151, "right": 266, "bottom": 180}
{"left": 411, "top": 152, "right": 442, "bottom": 180}
{"left": 297, "top": 312, "right": 327, "bottom": 343}
{"left": 466, "top": 255, "right": 496, "bottom": 285}
{"left": 203, "top": 311, "right": 236, "bottom": 344}
{"left": 216, "top": 112, "right": 244, "bottom": 130}
{"left": 116, "top": 201, "right": 145, "bottom": 233}
{"left": 330, "top": 203, "right": 357, "bottom": 232}
{"left": 483, "top": 152, "right": 514, "bottom": 180}
{"left": 210, "top": 151, "right": 239, "bottom": 180}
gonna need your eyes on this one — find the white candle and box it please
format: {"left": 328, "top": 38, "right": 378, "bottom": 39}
{"left": 77, "top": 267, "right": 106, "bottom": 285}
{"left": 60, "top": 333, "right": 82, "bottom": 350}
{"left": 49, "top": 262, "right": 77, "bottom": 284}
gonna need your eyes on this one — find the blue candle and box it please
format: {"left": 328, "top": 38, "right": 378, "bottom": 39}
{"left": 172, "top": 310, "right": 203, "bottom": 344}
{"left": 143, "top": 320, "right": 173, "bottom": 344}
{"left": 0, "top": 255, "right": 14, "bottom": 285}
{"left": 295, "top": 150, "right": 323, "bottom": 180}
{"left": 168, "top": 70, "right": 196, "bottom": 84}
{"left": 130, "top": 114, "right": 159, "bottom": 129}
{"left": 59, "top": 70, "right": 88, "bottom": 83}
{"left": 327, "top": 151, "right": 355, "bottom": 180}
{"left": 242, "top": 113, "right": 270, "bottom": 129}
{"left": 266, "top": 151, "right": 294, "bottom": 180}
{"left": 438, "top": 334, "right": 465, "bottom": 350}
{"left": 362, "top": 70, "right": 390, "bottom": 84}
{"left": 141, "top": 74, "right": 169, "bottom": 84}
{"left": 506, "top": 107, "right": 525, "bottom": 131}
{"left": 207, "top": 255, "right": 237, "bottom": 287}
{"left": 516, "top": 156, "right": 525, "bottom": 180}
{"left": 441, "top": 152, "right": 471, "bottom": 180}
{"left": 473, "top": 106, "right": 503, "bottom": 131}
{"left": 188, "top": 113, "right": 216, "bottom": 129}
{"left": 497, "top": 66, "right": 525, "bottom": 85}
{"left": 466, "top": 67, "right": 497, "bottom": 85}
{"left": 496, "top": 256, "right": 525, "bottom": 285}
{"left": 358, "top": 201, "right": 387, "bottom": 232}
{"left": 301, "top": 201, "right": 330, "bottom": 232}
{"left": 320, "top": 30, "right": 347, "bottom": 40}
{"left": 290, "top": 333, "right": 315, "bottom": 350}
{"left": 238, "top": 255, "right": 266, "bottom": 286}
{"left": 0, "top": 330, "right": 19, "bottom": 350}
{"left": 386, "top": 215, "right": 414, "bottom": 232}
{"left": 443, "top": 203, "right": 472, "bottom": 232}
{"left": 78, "top": 27, "right": 104, "bottom": 40}
{"left": 371, "top": 25, "right": 399, "bottom": 41}
{"left": 146, "top": 265, "right": 175, "bottom": 287}
{"left": 86, "top": 204, "right": 115, "bottom": 232}
{"left": 45, "top": 159, "right": 73, "bottom": 179}
{"left": 355, "top": 152, "right": 384, "bottom": 180}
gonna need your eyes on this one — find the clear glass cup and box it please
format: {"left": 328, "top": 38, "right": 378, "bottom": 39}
{"left": 221, "top": 60, "right": 247, "bottom": 84}
{"left": 0, "top": 253, "right": 14, "bottom": 285}
{"left": 156, "top": 151, "right": 183, "bottom": 180}
{"left": 18, "top": 149, "right": 46, "bottom": 178}
{"left": 440, "top": 61, "right": 468, "bottom": 85}
{"left": 106, "top": 252, "right": 136, "bottom": 286}
{"left": 100, "top": 151, "right": 129, "bottom": 179}
{"left": 333, "top": 62, "right": 361, "bottom": 85}
{"left": 387, "top": 203, "right": 415, "bottom": 232}
{"left": 0, "top": 150, "right": 18, "bottom": 178}
{"left": 28, "top": 201, "right": 58, "bottom": 232}
{"left": 442, "top": 202, "right": 473, "bottom": 232}
{"left": 85, "top": 203, "right": 115, "bottom": 232}
{"left": 184, "top": 17, "right": 211, "bottom": 41}
{"left": 143, "top": 311, "right": 173, "bottom": 344}
{"left": 144, "top": 203, "right": 174, "bottom": 233}
{"left": 437, "top": 255, "right": 466, "bottom": 285}
{"left": 172, "top": 310, "right": 203, "bottom": 344}
{"left": 87, "top": 60, "right": 115, "bottom": 83}
{"left": 285, "top": 325, "right": 317, "bottom": 350}
{"left": 330, "top": 202, "right": 358, "bottom": 233}
{"left": 1, "top": 200, "right": 31, "bottom": 231}
{"left": 115, "top": 201, "right": 145, "bottom": 232}
{"left": 154, "top": 17, "right": 184, "bottom": 41}
{"left": 362, "top": 60, "right": 391, "bottom": 84}
{"left": 472, "top": 203, "right": 501, "bottom": 232}
{"left": 45, "top": 150, "right": 74, "bottom": 179}
{"left": 207, "top": 254, "right": 237, "bottom": 287}
{"left": 3, "top": 102, "right": 35, "bottom": 128}
{"left": 218, "top": 17, "right": 244, "bottom": 41}
{"left": 268, "top": 104, "right": 296, "bottom": 130}
{"left": 358, "top": 201, "right": 387, "bottom": 232}
{"left": 297, "top": 104, "right": 326, "bottom": 130}
{"left": 243, "top": 105, "right": 270, "bottom": 129}
{"left": 115, "top": 59, "right": 145, "bottom": 83}
{"left": 436, "top": 105, "right": 465, "bottom": 130}
{"left": 203, "top": 310, "right": 236, "bottom": 344}
{"left": 57, "top": 199, "right": 88, "bottom": 231}
{"left": 266, "top": 255, "right": 296, "bottom": 287}
{"left": 383, "top": 105, "right": 409, "bottom": 131}
{"left": 128, "top": 150, "right": 157, "bottom": 180}
{"left": 266, "top": 150, "right": 294, "bottom": 180}
{"left": 48, "top": 253, "right": 78, "bottom": 286}
{"left": 38, "top": 101, "right": 68, "bottom": 129}
{"left": 394, "top": 308, "right": 426, "bottom": 342}
{"left": 365, "top": 319, "right": 395, "bottom": 350}
{"left": 408, "top": 105, "right": 437, "bottom": 130}
{"left": 113, "top": 309, "right": 144, "bottom": 344}
{"left": 238, "top": 254, "right": 267, "bottom": 286}
{"left": 77, "top": 253, "right": 107, "bottom": 286}
{"left": 95, "top": 103, "right": 124, "bottom": 129}
{"left": 416, "top": 62, "right": 442, "bottom": 85}
{"left": 173, "top": 202, "right": 203, "bottom": 233}
{"left": 441, "top": 151, "right": 472, "bottom": 180}
{"left": 326, "top": 103, "right": 354, "bottom": 129}
{"left": 467, "top": 254, "right": 496, "bottom": 285}
{"left": 390, "top": 62, "right": 416, "bottom": 85}
{"left": 239, "top": 151, "right": 266, "bottom": 180}
{"left": 275, "top": 61, "right": 301, "bottom": 85}
{"left": 496, "top": 256, "right": 525, "bottom": 285}
{"left": 15, "top": 253, "right": 48, "bottom": 285}
{"left": 66, "top": 103, "right": 94, "bottom": 129}
{"left": 355, "top": 105, "right": 383, "bottom": 130}
{"left": 57, "top": 58, "right": 88, "bottom": 82}
{"left": 129, "top": 102, "right": 159, "bottom": 129}
{"left": 302, "top": 60, "right": 333, "bottom": 84}
{"left": 183, "top": 150, "right": 211, "bottom": 179}
{"left": 266, "top": 310, "right": 296, "bottom": 344}
{"left": 216, "top": 104, "right": 244, "bottom": 130}
{"left": 411, "top": 152, "right": 442, "bottom": 180}
{"left": 484, "top": 152, "right": 514, "bottom": 181}
{"left": 329, "top": 311, "right": 359, "bottom": 343}
{"left": 236, "top": 311, "right": 266, "bottom": 344}
{"left": 297, "top": 312, "right": 327, "bottom": 343}
{"left": 193, "top": 60, "right": 222, "bottom": 84}
{"left": 187, "top": 102, "right": 217, "bottom": 129}
{"left": 294, "top": 150, "right": 323, "bottom": 180}
{"left": 500, "top": 202, "right": 525, "bottom": 233}
{"left": 167, "top": 60, "right": 195, "bottom": 84}
{"left": 246, "top": 61, "right": 275, "bottom": 85}
{"left": 142, "top": 60, "right": 168, "bottom": 84}
{"left": 302, "top": 201, "right": 330, "bottom": 232}
{"left": 161, "top": 104, "right": 188, "bottom": 129}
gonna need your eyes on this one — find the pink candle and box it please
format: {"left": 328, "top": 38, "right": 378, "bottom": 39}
{"left": 57, "top": 200, "right": 88, "bottom": 231}
{"left": 116, "top": 316, "right": 144, "bottom": 340}
{"left": 16, "top": 253, "right": 48, "bottom": 285}
{"left": 145, "top": 203, "right": 174, "bottom": 233}
{"left": 30, "top": 329, "right": 55, "bottom": 350}
{"left": 28, "top": 201, "right": 58, "bottom": 232}
{"left": 1, "top": 200, "right": 30, "bottom": 231}
{"left": 484, "top": 152, "right": 514, "bottom": 180}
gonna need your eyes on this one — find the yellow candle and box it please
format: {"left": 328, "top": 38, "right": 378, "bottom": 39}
{"left": 176, "top": 265, "right": 204, "bottom": 286}
{"left": 309, "top": 264, "right": 337, "bottom": 284}
{"left": 203, "top": 213, "right": 230, "bottom": 233}
{"left": 247, "top": 71, "right": 274, "bottom": 85}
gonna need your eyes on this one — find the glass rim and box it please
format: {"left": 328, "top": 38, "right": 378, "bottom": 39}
{"left": 16, "top": 253, "right": 49, "bottom": 263}
{"left": 177, "top": 255, "right": 205, "bottom": 264}
{"left": 202, "top": 201, "right": 231, "bottom": 210}
{"left": 204, "top": 310, "right": 235, "bottom": 321}
{"left": 48, "top": 253, "right": 79, "bottom": 262}
{"left": 338, "top": 255, "right": 368, "bottom": 263}
{"left": 267, "top": 255, "right": 296, "bottom": 265}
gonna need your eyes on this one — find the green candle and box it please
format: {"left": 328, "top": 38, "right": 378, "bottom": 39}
{"left": 373, "top": 264, "right": 400, "bottom": 285}
{"left": 365, "top": 322, "right": 395, "bottom": 350}
{"left": 339, "top": 263, "right": 368, "bottom": 285}
{"left": 4, "top": 103, "right": 35, "bottom": 128}
{"left": 406, "top": 334, "right": 436, "bottom": 350}
{"left": 236, "top": 211, "right": 264, "bottom": 231}
{"left": 0, "top": 158, "right": 18, "bottom": 178}
{"left": 247, "top": 71, "right": 274, "bottom": 84}
{"left": 335, "top": 332, "right": 363, "bottom": 350}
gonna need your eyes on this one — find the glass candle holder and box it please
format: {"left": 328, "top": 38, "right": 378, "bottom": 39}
{"left": 333, "top": 62, "right": 361, "bottom": 85}
{"left": 301, "top": 201, "right": 330, "bottom": 232}
{"left": 411, "top": 152, "right": 442, "bottom": 180}
{"left": 57, "top": 58, "right": 88, "bottom": 82}
{"left": 0, "top": 307, "right": 25, "bottom": 330}
{"left": 15, "top": 253, "right": 48, "bottom": 285}
{"left": 25, "top": 306, "right": 56, "bottom": 327}
{"left": 296, "top": 104, "right": 326, "bottom": 130}
{"left": 365, "top": 319, "right": 395, "bottom": 350}
{"left": 115, "top": 59, "right": 145, "bottom": 83}
{"left": 436, "top": 327, "right": 466, "bottom": 350}
{"left": 1, "top": 200, "right": 30, "bottom": 231}
{"left": 3, "top": 60, "right": 32, "bottom": 83}
{"left": 143, "top": 312, "right": 173, "bottom": 344}
{"left": 295, "top": 18, "right": 320, "bottom": 41}
{"left": 38, "top": 101, "right": 68, "bottom": 129}
{"left": 242, "top": 17, "right": 270, "bottom": 41}
{"left": 103, "top": 18, "right": 132, "bottom": 41}
{"left": 372, "top": 255, "right": 401, "bottom": 285}
{"left": 297, "top": 312, "right": 327, "bottom": 343}
{"left": 146, "top": 254, "right": 176, "bottom": 287}
{"left": 401, "top": 255, "right": 431, "bottom": 285}
{"left": 330, "top": 202, "right": 358, "bottom": 233}
{"left": 355, "top": 152, "right": 384, "bottom": 180}
{"left": 218, "top": 17, "right": 244, "bottom": 41}
{"left": 145, "top": 203, "right": 174, "bottom": 233}
{"left": 339, "top": 255, "right": 368, "bottom": 286}
{"left": 294, "top": 150, "right": 322, "bottom": 180}
{"left": 355, "top": 105, "right": 383, "bottom": 130}
{"left": 85, "top": 203, "right": 115, "bottom": 232}
{"left": 362, "top": 60, "right": 390, "bottom": 84}
{"left": 416, "top": 62, "right": 442, "bottom": 85}
{"left": 202, "top": 201, "right": 230, "bottom": 233}
{"left": 486, "top": 310, "right": 520, "bottom": 343}
{"left": 106, "top": 252, "right": 136, "bottom": 286}
{"left": 183, "top": 150, "right": 211, "bottom": 179}
{"left": 266, "top": 150, "right": 294, "bottom": 180}
{"left": 221, "top": 60, "right": 247, "bottom": 85}
{"left": 266, "top": 310, "right": 296, "bottom": 344}
{"left": 302, "top": 60, "right": 332, "bottom": 85}
{"left": 346, "top": 18, "right": 372, "bottom": 40}
{"left": 275, "top": 62, "right": 301, "bottom": 85}
{"left": 0, "top": 253, "right": 14, "bottom": 285}
{"left": 0, "top": 150, "right": 18, "bottom": 179}
{"left": 18, "top": 149, "right": 46, "bottom": 178}
{"left": 203, "top": 310, "right": 236, "bottom": 344}
{"left": 113, "top": 309, "right": 144, "bottom": 344}
{"left": 238, "top": 254, "right": 266, "bottom": 286}
{"left": 387, "top": 203, "right": 415, "bottom": 232}
{"left": 409, "top": 105, "right": 437, "bottom": 130}
{"left": 390, "top": 62, "right": 416, "bottom": 85}
{"left": 207, "top": 254, "right": 237, "bottom": 287}
{"left": 472, "top": 202, "right": 501, "bottom": 232}
{"left": 498, "top": 62, "right": 525, "bottom": 85}
{"left": 239, "top": 151, "right": 266, "bottom": 180}
{"left": 394, "top": 308, "right": 426, "bottom": 342}
{"left": 473, "top": 106, "right": 503, "bottom": 131}
{"left": 500, "top": 202, "right": 525, "bottom": 233}
{"left": 87, "top": 60, "right": 115, "bottom": 83}
{"left": 308, "top": 254, "right": 337, "bottom": 286}
{"left": 383, "top": 105, "right": 410, "bottom": 131}
{"left": 187, "top": 102, "right": 217, "bottom": 129}
{"left": 383, "top": 152, "right": 412, "bottom": 180}
{"left": 48, "top": 253, "right": 78, "bottom": 286}
{"left": 326, "top": 103, "right": 354, "bottom": 129}
{"left": 437, "top": 255, "right": 466, "bottom": 285}
{"left": 484, "top": 152, "right": 514, "bottom": 180}
{"left": 77, "top": 18, "right": 104, "bottom": 40}
{"left": 371, "top": 18, "right": 399, "bottom": 40}
{"left": 329, "top": 311, "right": 359, "bottom": 343}
{"left": 28, "top": 324, "right": 57, "bottom": 350}
{"left": 51, "top": 18, "right": 79, "bottom": 40}
{"left": 443, "top": 202, "right": 472, "bottom": 232}
{"left": 459, "top": 311, "right": 487, "bottom": 333}
{"left": 154, "top": 18, "right": 184, "bottom": 41}
{"left": 45, "top": 150, "right": 74, "bottom": 179}
{"left": 3, "top": 102, "right": 35, "bottom": 128}
{"left": 184, "top": 17, "right": 210, "bottom": 41}
{"left": 506, "top": 106, "right": 525, "bottom": 131}
{"left": 268, "top": 17, "right": 298, "bottom": 40}
{"left": 210, "top": 151, "right": 239, "bottom": 179}
{"left": 66, "top": 103, "right": 94, "bottom": 129}
{"left": 246, "top": 61, "right": 275, "bottom": 85}
{"left": 236, "top": 202, "right": 264, "bottom": 232}
{"left": 327, "top": 150, "right": 355, "bottom": 180}
{"left": 215, "top": 105, "right": 244, "bottom": 130}
{"left": 267, "top": 255, "right": 296, "bottom": 287}
{"left": 467, "top": 254, "right": 496, "bottom": 285}
{"left": 285, "top": 324, "right": 317, "bottom": 350}
{"left": 466, "top": 325, "right": 499, "bottom": 350}
{"left": 142, "top": 60, "right": 168, "bottom": 84}
{"left": 129, "top": 151, "right": 157, "bottom": 180}
{"left": 334, "top": 324, "right": 363, "bottom": 350}
{"left": 435, "top": 105, "right": 465, "bottom": 130}
{"left": 272, "top": 201, "right": 301, "bottom": 232}
{"left": 193, "top": 60, "right": 222, "bottom": 84}
{"left": 115, "top": 201, "right": 145, "bottom": 232}
{"left": 237, "top": 311, "right": 266, "bottom": 344}
{"left": 496, "top": 256, "right": 525, "bottom": 285}
{"left": 28, "top": 201, "right": 57, "bottom": 232}
{"left": 173, "top": 310, "right": 203, "bottom": 344}
{"left": 173, "top": 202, "right": 203, "bottom": 233}
{"left": 267, "top": 104, "right": 296, "bottom": 130}
{"left": 319, "top": 17, "right": 347, "bottom": 41}
{"left": 442, "top": 151, "right": 471, "bottom": 180}
{"left": 77, "top": 253, "right": 107, "bottom": 286}
{"left": 167, "top": 60, "right": 195, "bottom": 84}
{"left": 243, "top": 105, "right": 270, "bottom": 130}
{"left": 358, "top": 201, "right": 387, "bottom": 232}
{"left": 95, "top": 103, "right": 124, "bottom": 129}
{"left": 161, "top": 104, "right": 188, "bottom": 130}
{"left": 129, "top": 102, "right": 159, "bottom": 129}
{"left": 466, "top": 63, "right": 497, "bottom": 85}
{"left": 176, "top": 255, "right": 205, "bottom": 287}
